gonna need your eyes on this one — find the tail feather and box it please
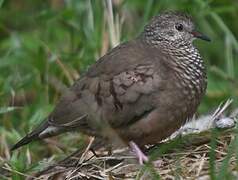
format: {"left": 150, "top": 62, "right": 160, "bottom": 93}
{"left": 11, "top": 121, "right": 49, "bottom": 151}
{"left": 11, "top": 114, "right": 89, "bottom": 151}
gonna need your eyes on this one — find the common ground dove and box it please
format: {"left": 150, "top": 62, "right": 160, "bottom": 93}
{"left": 11, "top": 11, "right": 210, "bottom": 164}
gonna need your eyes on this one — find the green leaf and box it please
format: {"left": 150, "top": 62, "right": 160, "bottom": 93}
{"left": 0, "top": 0, "right": 4, "bottom": 8}
{"left": 0, "top": 107, "right": 20, "bottom": 114}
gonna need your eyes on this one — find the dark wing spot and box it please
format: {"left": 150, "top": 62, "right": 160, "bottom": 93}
{"left": 120, "top": 108, "right": 154, "bottom": 127}
{"left": 81, "top": 83, "right": 86, "bottom": 90}
{"left": 136, "top": 72, "right": 153, "bottom": 83}
{"left": 110, "top": 81, "right": 123, "bottom": 110}
{"left": 120, "top": 83, "right": 128, "bottom": 90}
{"left": 76, "top": 92, "right": 81, "bottom": 99}
{"left": 95, "top": 82, "right": 102, "bottom": 106}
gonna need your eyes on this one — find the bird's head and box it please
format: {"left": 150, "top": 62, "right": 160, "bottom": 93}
{"left": 143, "top": 11, "right": 210, "bottom": 46}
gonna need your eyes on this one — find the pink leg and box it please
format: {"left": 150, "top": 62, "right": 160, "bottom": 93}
{"left": 129, "top": 141, "right": 148, "bottom": 165}
{"left": 153, "top": 159, "right": 164, "bottom": 168}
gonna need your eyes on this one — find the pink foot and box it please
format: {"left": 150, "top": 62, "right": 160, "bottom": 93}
{"left": 129, "top": 141, "right": 149, "bottom": 165}
{"left": 153, "top": 159, "right": 164, "bottom": 168}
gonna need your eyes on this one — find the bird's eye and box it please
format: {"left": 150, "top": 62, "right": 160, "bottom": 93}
{"left": 175, "top": 24, "right": 183, "bottom": 31}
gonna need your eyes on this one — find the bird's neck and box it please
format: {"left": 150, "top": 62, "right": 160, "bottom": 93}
{"left": 163, "top": 42, "right": 206, "bottom": 78}
{"left": 160, "top": 41, "right": 207, "bottom": 100}
{"left": 141, "top": 37, "right": 207, "bottom": 90}
{"left": 143, "top": 37, "right": 205, "bottom": 75}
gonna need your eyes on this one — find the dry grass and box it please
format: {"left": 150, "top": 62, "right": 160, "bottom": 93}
{"left": 1, "top": 100, "right": 237, "bottom": 179}
{"left": 11, "top": 128, "right": 234, "bottom": 180}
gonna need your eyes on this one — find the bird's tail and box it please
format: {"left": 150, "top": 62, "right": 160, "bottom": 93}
{"left": 11, "top": 121, "right": 49, "bottom": 151}
{"left": 11, "top": 115, "right": 88, "bottom": 151}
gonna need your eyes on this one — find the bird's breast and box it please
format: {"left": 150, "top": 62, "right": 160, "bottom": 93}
{"left": 169, "top": 50, "right": 207, "bottom": 119}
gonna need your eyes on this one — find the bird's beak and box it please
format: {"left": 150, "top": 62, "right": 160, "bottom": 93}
{"left": 191, "top": 30, "right": 211, "bottom": 42}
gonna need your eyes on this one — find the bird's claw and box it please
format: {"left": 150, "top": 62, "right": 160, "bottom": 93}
{"left": 129, "top": 141, "right": 148, "bottom": 165}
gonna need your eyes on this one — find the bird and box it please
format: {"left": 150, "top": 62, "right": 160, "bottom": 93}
{"left": 11, "top": 11, "right": 210, "bottom": 164}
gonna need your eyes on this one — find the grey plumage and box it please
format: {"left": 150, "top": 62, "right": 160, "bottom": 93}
{"left": 11, "top": 11, "right": 209, "bottom": 151}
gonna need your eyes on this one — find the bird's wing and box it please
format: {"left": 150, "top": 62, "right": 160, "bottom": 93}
{"left": 48, "top": 39, "right": 169, "bottom": 130}
{"left": 11, "top": 39, "right": 169, "bottom": 151}
{"left": 97, "top": 63, "right": 167, "bottom": 128}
